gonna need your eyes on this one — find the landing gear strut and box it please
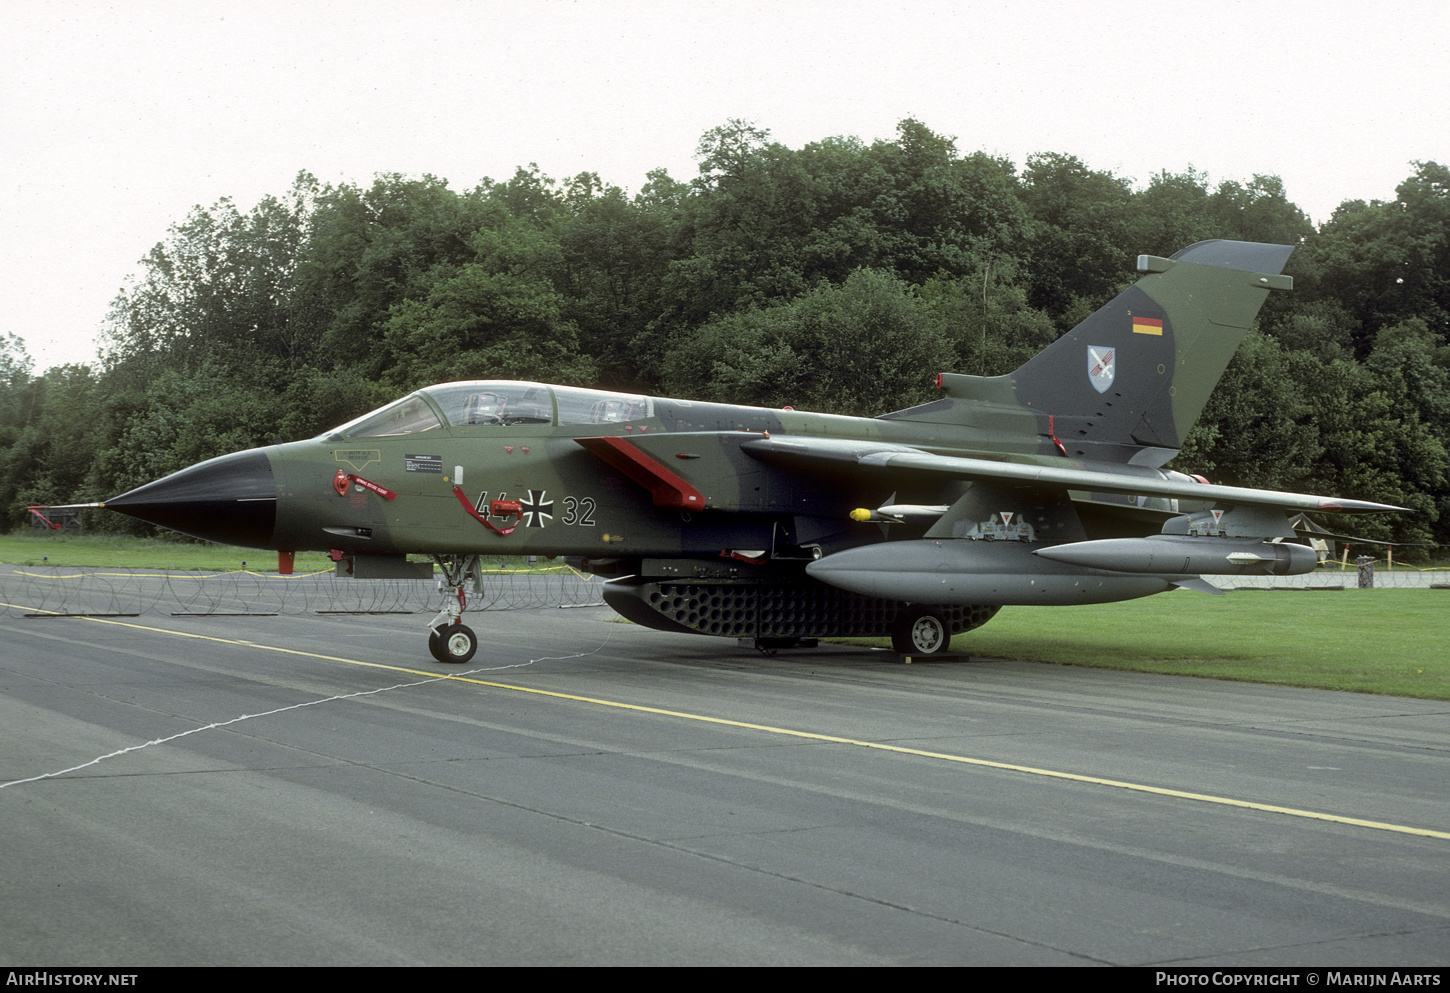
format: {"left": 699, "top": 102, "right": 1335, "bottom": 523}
{"left": 428, "top": 554, "right": 484, "bottom": 664}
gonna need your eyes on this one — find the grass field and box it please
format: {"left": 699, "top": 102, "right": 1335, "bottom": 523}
{"left": 0, "top": 533, "right": 337, "bottom": 572}
{"left": 6, "top": 532, "right": 1446, "bottom": 700}
{"left": 852, "top": 589, "right": 1450, "bottom": 700}
{"left": 0, "top": 533, "right": 569, "bottom": 575}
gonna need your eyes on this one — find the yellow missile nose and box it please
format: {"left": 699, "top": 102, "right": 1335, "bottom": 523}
{"left": 850, "top": 508, "right": 872, "bottom": 522}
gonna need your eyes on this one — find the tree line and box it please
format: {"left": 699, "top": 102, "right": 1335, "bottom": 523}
{"left": 2, "top": 119, "right": 1447, "bottom": 548}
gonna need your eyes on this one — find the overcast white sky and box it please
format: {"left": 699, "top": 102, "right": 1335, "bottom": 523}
{"left": 3, "top": 0, "right": 1447, "bottom": 371}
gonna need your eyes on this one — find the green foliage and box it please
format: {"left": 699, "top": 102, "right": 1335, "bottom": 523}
{"left": 1021, "top": 152, "right": 1136, "bottom": 319}
{"left": 555, "top": 176, "right": 676, "bottom": 389}
{"left": 1299, "top": 161, "right": 1450, "bottom": 354}
{"left": 662, "top": 268, "right": 953, "bottom": 415}
{"left": 104, "top": 176, "right": 317, "bottom": 383}
{"left": 1, "top": 365, "right": 103, "bottom": 527}
{"left": 272, "top": 366, "right": 394, "bottom": 444}
{"left": 662, "top": 119, "right": 1031, "bottom": 329}
{"left": 380, "top": 214, "right": 598, "bottom": 389}
{"left": 1177, "top": 324, "right": 1448, "bottom": 545}
{"left": 1209, "top": 174, "right": 1315, "bottom": 245}
{"left": 0, "top": 334, "right": 33, "bottom": 452}
{"left": 2, "top": 125, "right": 1446, "bottom": 547}
{"left": 86, "top": 367, "right": 280, "bottom": 513}
{"left": 1176, "top": 330, "right": 1320, "bottom": 490}
{"left": 298, "top": 173, "right": 502, "bottom": 378}
{"left": 917, "top": 259, "right": 1057, "bottom": 376}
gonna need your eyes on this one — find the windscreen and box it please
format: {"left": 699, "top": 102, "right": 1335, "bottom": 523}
{"left": 318, "top": 394, "right": 444, "bottom": 439}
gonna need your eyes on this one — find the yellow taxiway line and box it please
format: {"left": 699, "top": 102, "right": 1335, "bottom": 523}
{"left": 13, "top": 608, "right": 1450, "bottom": 842}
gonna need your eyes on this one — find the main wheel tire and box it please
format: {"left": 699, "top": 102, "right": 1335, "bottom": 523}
{"left": 428, "top": 623, "right": 478, "bottom": 664}
{"left": 891, "top": 606, "right": 951, "bottom": 655}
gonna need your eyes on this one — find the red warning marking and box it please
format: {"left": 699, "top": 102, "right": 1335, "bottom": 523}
{"left": 453, "top": 486, "right": 519, "bottom": 535}
{"left": 335, "top": 470, "right": 395, "bottom": 500}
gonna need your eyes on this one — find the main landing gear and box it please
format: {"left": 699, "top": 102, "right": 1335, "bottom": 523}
{"left": 890, "top": 605, "right": 951, "bottom": 656}
{"left": 428, "top": 554, "right": 484, "bottom": 664}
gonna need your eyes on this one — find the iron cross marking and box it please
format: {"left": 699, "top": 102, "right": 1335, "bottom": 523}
{"left": 520, "top": 490, "right": 554, "bottom": 528}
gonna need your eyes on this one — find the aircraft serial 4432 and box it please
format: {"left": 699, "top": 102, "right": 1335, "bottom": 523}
{"left": 83, "top": 240, "right": 1404, "bottom": 663}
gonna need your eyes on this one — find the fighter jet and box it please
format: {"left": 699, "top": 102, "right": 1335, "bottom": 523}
{"left": 94, "top": 240, "right": 1403, "bottom": 663}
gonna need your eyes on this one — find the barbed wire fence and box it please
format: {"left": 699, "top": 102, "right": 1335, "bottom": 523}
{"left": 1209, "top": 561, "right": 1450, "bottom": 590}
{"left": 3, "top": 551, "right": 1446, "bottom": 621}
{"left": 0, "top": 563, "right": 605, "bottom": 619}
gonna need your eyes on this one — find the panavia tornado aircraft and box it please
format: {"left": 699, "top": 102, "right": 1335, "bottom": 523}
{"left": 89, "top": 240, "right": 1403, "bottom": 663}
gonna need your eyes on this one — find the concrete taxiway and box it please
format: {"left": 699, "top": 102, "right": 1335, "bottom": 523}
{"left": 1, "top": 603, "right": 1447, "bottom": 965}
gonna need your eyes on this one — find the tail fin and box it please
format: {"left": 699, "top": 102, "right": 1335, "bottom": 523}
{"left": 893, "top": 240, "right": 1294, "bottom": 462}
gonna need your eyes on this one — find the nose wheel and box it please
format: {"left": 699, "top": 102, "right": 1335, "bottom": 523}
{"left": 428, "top": 554, "right": 485, "bottom": 664}
{"left": 429, "top": 624, "right": 478, "bottom": 664}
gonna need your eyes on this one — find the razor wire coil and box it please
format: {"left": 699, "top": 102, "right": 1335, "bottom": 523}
{"left": 1, "top": 564, "right": 604, "bottom": 618}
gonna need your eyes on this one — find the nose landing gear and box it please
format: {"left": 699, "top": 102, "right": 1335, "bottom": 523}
{"left": 428, "top": 554, "right": 484, "bottom": 664}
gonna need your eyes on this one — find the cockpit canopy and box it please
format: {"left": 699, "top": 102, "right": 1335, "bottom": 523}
{"left": 319, "top": 381, "right": 655, "bottom": 440}
{"left": 449, "top": 384, "right": 554, "bottom": 427}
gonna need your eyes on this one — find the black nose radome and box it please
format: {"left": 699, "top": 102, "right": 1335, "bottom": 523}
{"left": 106, "top": 449, "right": 277, "bottom": 549}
